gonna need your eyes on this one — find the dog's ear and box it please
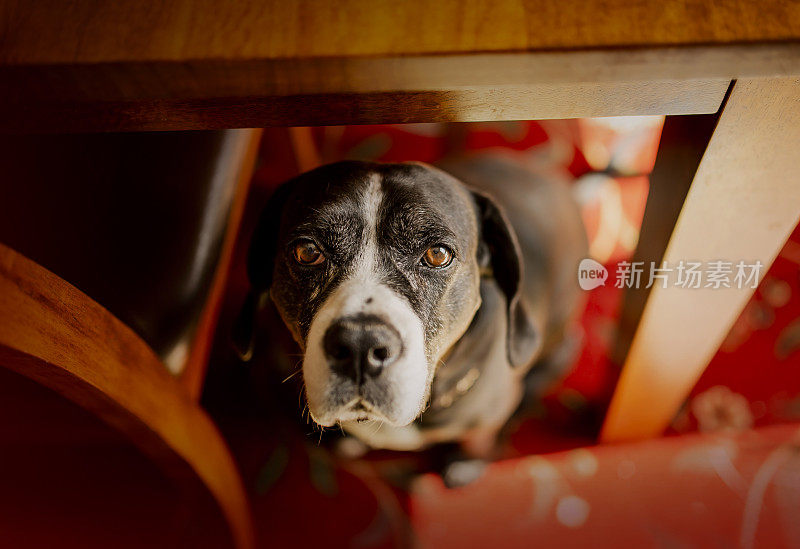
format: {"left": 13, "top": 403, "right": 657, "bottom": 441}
{"left": 231, "top": 183, "right": 293, "bottom": 361}
{"left": 472, "top": 191, "right": 541, "bottom": 368}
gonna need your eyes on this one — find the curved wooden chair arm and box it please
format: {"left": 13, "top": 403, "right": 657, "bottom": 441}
{"left": 0, "top": 242, "right": 254, "bottom": 549}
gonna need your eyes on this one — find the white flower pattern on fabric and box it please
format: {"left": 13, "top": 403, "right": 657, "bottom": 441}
{"left": 692, "top": 386, "right": 754, "bottom": 433}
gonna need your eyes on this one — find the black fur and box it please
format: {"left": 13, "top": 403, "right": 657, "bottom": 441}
{"left": 237, "top": 161, "right": 531, "bottom": 365}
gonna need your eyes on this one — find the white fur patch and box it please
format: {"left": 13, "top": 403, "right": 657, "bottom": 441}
{"left": 302, "top": 174, "right": 429, "bottom": 427}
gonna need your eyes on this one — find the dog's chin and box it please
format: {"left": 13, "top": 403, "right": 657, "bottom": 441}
{"left": 309, "top": 393, "right": 424, "bottom": 428}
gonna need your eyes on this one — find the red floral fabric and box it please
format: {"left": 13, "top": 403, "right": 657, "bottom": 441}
{"left": 412, "top": 424, "right": 800, "bottom": 548}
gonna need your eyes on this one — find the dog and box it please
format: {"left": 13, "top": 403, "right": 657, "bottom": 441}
{"left": 234, "top": 155, "right": 587, "bottom": 467}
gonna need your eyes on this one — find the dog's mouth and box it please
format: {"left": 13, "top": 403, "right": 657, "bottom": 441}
{"left": 309, "top": 392, "right": 395, "bottom": 427}
{"left": 344, "top": 397, "right": 386, "bottom": 423}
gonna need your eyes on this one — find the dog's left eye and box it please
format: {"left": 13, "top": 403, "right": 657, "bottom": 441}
{"left": 421, "top": 245, "right": 454, "bottom": 268}
{"left": 293, "top": 241, "right": 325, "bottom": 265}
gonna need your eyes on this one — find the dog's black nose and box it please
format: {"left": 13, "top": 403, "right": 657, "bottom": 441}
{"left": 323, "top": 315, "right": 401, "bottom": 382}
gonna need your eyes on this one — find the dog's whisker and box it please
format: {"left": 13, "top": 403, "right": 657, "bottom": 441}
{"left": 281, "top": 369, "right": 302, "bottom": 384}
{"left": 300, "top": 396, "right": 311, "bottom": 424}
{"left": 297, "top": 383, "right": 308, "bottom": 408}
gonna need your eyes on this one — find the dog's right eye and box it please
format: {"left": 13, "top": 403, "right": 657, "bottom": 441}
{"left": 421, "top": 245, "right": 454, "bottom": 268}
{"left": 293, "top": 241, "right": 325, "bottom": 266}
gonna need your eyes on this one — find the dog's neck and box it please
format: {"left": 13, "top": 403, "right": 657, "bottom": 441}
{"left": 422, "top": 277, "right": 506, "bottom": 416}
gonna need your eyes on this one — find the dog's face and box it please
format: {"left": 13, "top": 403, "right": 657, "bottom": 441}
{"left": 239, "top": 161, "right": 538, "bottom": 428}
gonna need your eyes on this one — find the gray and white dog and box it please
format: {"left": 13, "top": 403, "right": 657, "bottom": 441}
{"left": 235, "top": 156, "right": 587, "bottom": 461}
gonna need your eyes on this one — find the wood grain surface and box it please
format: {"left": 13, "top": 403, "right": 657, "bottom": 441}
{"left": 0, "top": 81, "right": 731, "bottom": 132}
{"left": 2, "top": 0, "right": 799, "bottom": 63}
{"left": 1, "top": 1, "right": 799, "bottom": 131}
{"left": 0, "top": 243, "right": 255, "bottom": 549}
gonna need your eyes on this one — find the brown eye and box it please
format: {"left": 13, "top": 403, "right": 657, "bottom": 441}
{"left": 293, "top": 241, "right": 325, "bottom": 265}
{"left": 422, "top": 245, "right": 453, "bottom": 268}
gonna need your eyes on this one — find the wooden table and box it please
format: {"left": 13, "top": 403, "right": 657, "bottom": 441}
{"left": 1, "top": 1, "right": 798, "bottom": 132}
{"left": 1, "top": 0, "right": 799, "bottom": 544}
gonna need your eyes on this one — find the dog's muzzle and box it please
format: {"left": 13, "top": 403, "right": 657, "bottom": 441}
{"left": 324, "top": 315, "right": 402, "bottom": 384}
{"left": 302, "top": 280, "right": 429, "bottom": 428}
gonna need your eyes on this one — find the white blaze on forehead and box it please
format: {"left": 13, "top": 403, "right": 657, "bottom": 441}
{"left": 302, "top": 171, "right": 430, "bottom": 427}
{"left": 351, "top": 173, "right": 383, "bottom": 280}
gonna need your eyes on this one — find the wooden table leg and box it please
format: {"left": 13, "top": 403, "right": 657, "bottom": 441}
{"left": 601, "top": 77, "right": 800, "bottom": 442}
{"left": 612, "top": 112, "right": 722, "bottom": 369}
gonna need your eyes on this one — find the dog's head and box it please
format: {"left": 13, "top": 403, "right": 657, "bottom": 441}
{"left": 236, "top": 161, "right": 538, "bottom": 427}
